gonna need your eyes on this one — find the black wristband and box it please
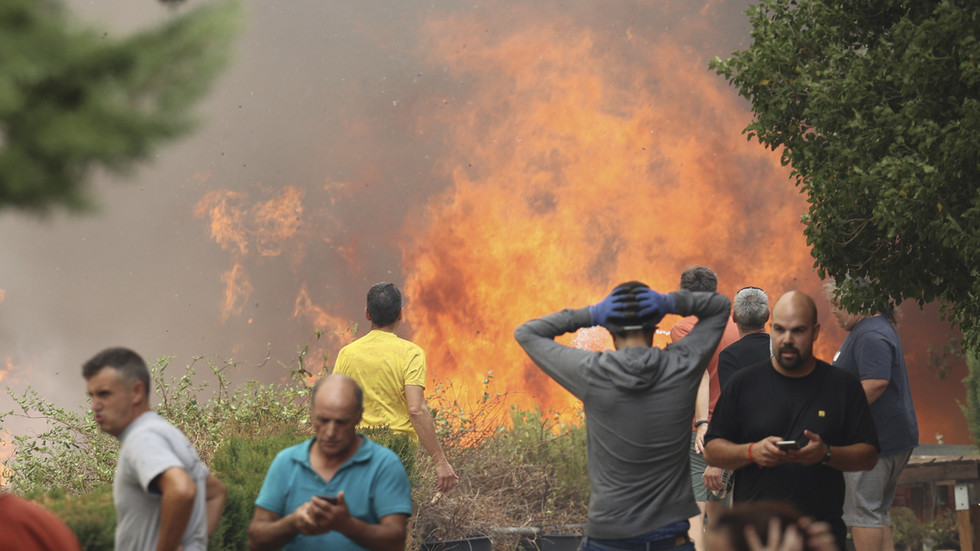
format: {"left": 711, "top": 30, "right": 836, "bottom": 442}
{"left": 694, "top": 420, "right": 709, "bottom": 428}
{"left": 821, "top": 444, "right": 832, "bottom": 465}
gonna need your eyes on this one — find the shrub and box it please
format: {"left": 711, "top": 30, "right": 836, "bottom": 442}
{"left": 1, "top": 388, "right": 116, "bottom": 496}
{"left": 412, "top": 401, "right": 588, "bottom": 543}
{"left": 891, "top": 506, "right": 960, "bottom": 551}
{"left": 1, "top": 352, "right": 590, "bottom": 548}
{"left": 36, "top": 488, "right": 115, "bottom": 551}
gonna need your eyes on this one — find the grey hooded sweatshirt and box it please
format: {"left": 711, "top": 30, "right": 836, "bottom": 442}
{"left": 514, "top": 290, "right": 730, "bottom": 540}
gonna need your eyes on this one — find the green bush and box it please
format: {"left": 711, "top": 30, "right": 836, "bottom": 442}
{"left": 1, "top": 352, "right": 589, "bottom": 547}
{"left": 891, "top": 506, "right": 960, "bottom": 551}
{"left": 37, "top": 488, "right": 115, "bottom": 551}
{"left": 208, "top": 429, "right": 308, "bottom": 550}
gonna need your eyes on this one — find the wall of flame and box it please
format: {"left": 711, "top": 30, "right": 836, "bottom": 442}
{"left": 0, "top": 0, "right": 971, "bottom": 463}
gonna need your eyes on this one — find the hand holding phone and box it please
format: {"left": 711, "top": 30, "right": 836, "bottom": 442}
{"left": 316, "top": 495, "right": 339, "bottom": 505}
{"left": 775, "top": 440, "right": 800, "bottom": 450}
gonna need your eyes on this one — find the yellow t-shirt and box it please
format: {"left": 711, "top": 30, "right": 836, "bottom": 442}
{"left": 333, "top": 330, "right": 426, "bottom": 437}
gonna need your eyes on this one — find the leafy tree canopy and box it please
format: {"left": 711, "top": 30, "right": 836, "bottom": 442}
{"left": 0, "top": 0, "right": 241, "bottom": 213}
{"left": 712, "top": 0, "right": 980, "bottom": 347}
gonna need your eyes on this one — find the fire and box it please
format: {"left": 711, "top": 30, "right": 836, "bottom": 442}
{"left": 402, "top": 7, "right": 809, "bottom": 417}
{"left": 195, "top": 187, "right": 306, "bottom": 321}
{"left": 294, "top": 284, "right": 359, "bottom": 372}
{"left": 191, "top": 2, "right": 970, "bottom": 442}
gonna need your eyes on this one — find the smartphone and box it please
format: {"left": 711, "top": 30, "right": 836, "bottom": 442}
{"left": 316, "top": 495, "right": 339, "bottom": 504}
{"left": 775, "top": 440, "right": 800, "bottom": 450}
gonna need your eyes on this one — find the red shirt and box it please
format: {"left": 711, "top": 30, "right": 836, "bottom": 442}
{"left": 670, "top": 316, "right": 739, "bottom": 424}
{"left": 0, "top": 493, "right": 81, "bottom": 551}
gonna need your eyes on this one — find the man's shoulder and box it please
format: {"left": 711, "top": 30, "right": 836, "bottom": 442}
{"left": 851, "top": 316, "right": 898, "bottom": 343}
{"left": 723, "top": 358, "right": 773, "bottom": 386}
{"left": 359, "top": 437, "right": 403, "bottom": 461}
{"left": 123, "top": 412, "right": 184, "bottom": 443}
{"left": 727, "top": 333, "right": 771, "bottom": 354}
{"left": 266, "top": 438, "right": 313, "bottom": 473}
{"left": 815, "top": 359, "right": 863, "bottom": 384}
{"left": 354, "top": 438, "right": 409, "bottom": 474}
{"left": 345, "top": 331, "right": 422, "bottom": 353}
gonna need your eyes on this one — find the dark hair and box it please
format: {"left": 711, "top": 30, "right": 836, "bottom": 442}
{"left": 367, "top": 282, "right": 402, "bottom": 327}
{"left": 605, "top": 280, "right": 660, "bottom": 337}
{"left": 733, "top": 287, "right": 769, "bottom": 330}
{"left": 680, "top": 266, "right": 718, "bottom": 293}
{"left": 713, "top": 501, "right": 809, "bottom": 551}
{"left": 82, "top": 347, "right": 151, "bottom": 398}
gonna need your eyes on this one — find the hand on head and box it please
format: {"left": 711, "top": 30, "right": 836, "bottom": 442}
{"left": 632, "top": 288, "right": 675, "bottom": 320}
{"left": 589, "top": 289, "right": 628, "bottom": 327}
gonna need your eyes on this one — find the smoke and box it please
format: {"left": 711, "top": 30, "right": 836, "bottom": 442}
{"left": 0, "top": 0, "right": 970, "bottom": 448}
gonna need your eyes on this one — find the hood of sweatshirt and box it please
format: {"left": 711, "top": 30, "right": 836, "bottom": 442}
{"left": 594, "top": 345, "right": 676, "bottom": 392}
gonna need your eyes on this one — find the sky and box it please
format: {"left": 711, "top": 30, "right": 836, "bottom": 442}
{"left": 0, "top": 0, "right": 970, "bottom": 451}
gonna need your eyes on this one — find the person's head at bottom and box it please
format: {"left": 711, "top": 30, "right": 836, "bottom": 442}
{"left": 706, "top": 502, "right": 837, "bottom": 551}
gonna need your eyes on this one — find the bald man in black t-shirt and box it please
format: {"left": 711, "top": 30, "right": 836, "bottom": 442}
{"left": 704, "top": 291, "right": 879, "bottom": 550}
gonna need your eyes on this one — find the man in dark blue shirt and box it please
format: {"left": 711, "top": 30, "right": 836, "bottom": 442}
{"left": 827, "top": 282, "right": 918, "bottom": 551}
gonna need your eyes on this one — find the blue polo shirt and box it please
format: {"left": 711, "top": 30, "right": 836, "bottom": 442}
{"left": 255, "top": 436, "right": 412, "bottom": 551}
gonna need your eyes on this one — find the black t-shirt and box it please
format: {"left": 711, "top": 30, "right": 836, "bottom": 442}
{"left": 706, "top": 360, "right": 879, "bottom": 543}
{"left": 717, "top": 333, "right": 771, "bottom": 390}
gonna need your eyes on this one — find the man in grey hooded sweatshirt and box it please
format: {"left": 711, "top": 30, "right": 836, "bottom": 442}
{"left": 515, "top": 281, "right": 730, "bottom": 551}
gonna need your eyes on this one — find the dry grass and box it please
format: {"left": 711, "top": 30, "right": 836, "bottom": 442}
{"left": 410, "top": 385, "right": 589, "bottom": 546}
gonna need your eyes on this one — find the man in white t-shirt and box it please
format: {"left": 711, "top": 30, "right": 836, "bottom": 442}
{"left": 83, "top": 347, "right": 227, "bottom": 551}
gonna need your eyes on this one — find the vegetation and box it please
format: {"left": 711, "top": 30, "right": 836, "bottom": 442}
{"left": 0, "top": 353, "right": 589, "bottom": 549}
{"left": 0, "top": 0, "right": 241, "bottom": 213}
{"left": 710, "top": 1, "right": 980, "bottom": 440}
{"left": 891, "top": 506, "right": 959, "bottom": 551}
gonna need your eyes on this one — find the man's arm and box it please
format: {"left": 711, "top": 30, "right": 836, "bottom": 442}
{"left": 406, "top": 384, "right": 458, "bottom": 492}
{"left": 250, "top": 494, "right": 408, "bottom": 551}
{"left": 248, "top": 506, "right": 307, "bottom": 551}
{"left": 853, "top": 330, "right": 895, "bottom": 405}
{"left": 667, "top": 291, "right": 731, "bottom": 365}
{"left": 153, "top": 466, "right": 197, "bottom": 551}
{"left": 786, "top": 430, "right": 878, "bottom": 471}
{"left": 332, "top": 510, "right": 408, "bottom": 551}
{"left": 514, "top": 307, "right": 596, "bottom": 398}
{"left": 704, "top": 436, "right": 780, "bottom": 470}
{"left": 693, "top": 370, "right": 709, "bottom": 453}
{"left": 861, "top": 379, "right": 889, "bottom": 404}
{"left": 204, "top": 472, "right": 227, "bottom": 536}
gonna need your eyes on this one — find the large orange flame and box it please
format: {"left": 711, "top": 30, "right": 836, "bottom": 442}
{"left": 192, "top": 3, "right": 970, "bottom": 442}
{"left": 402, "top": 7, "right": 809, "bottom": 417}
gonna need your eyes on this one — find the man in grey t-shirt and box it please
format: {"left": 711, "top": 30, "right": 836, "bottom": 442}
{"left": 515, "top": 281, "right": 730, "bottom": 551}
{"left": 83, "top": 347, "right": 227, "bottom": 551}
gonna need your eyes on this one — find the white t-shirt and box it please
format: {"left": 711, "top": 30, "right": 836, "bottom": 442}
{"left": 114, "top": 411, "right": 209, "bottom": 551}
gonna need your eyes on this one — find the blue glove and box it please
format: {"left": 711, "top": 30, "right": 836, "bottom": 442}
{"left": 632, "top": 289, "right": 675, "bottom": 320}
{"left": 589, "top": 289, "right": 628, "bottom": 327}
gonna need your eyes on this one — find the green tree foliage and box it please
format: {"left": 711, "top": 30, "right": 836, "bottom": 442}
{"left": 0, "top": 0, "right": 241, "bottom": 213}
{"left": 711, "top": 1, "right": 980, "bottom": 440}
{"left": 711, "top": 0, "right": 980, "bottom": 341}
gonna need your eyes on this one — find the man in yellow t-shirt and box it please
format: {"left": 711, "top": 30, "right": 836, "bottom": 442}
{"left": 333, "top": 282, "right": 459, "bottom": 493}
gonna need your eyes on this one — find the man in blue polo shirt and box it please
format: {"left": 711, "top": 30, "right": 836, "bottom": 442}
{"left": 248, "top": 374, "right": 412, "bottom": 551}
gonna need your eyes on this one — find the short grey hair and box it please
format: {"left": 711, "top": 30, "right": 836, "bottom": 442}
{"left": 733, "top": 287, "right": 769, "bottom": 331}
